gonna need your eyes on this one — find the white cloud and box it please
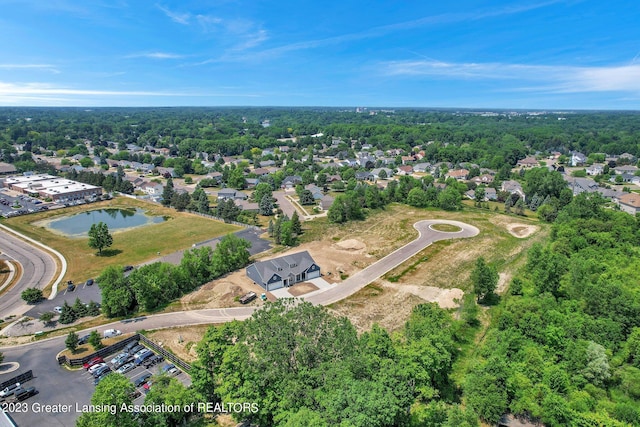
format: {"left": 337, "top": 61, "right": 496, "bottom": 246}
{"left": 379, "top": 59, "right": 640, "bottom": 93}
{"left": 0, "top": 63, "right": 60, "bottom": 73}
{"left": 125, "top": 52, "right": 185, "bottom": 59}
{"left": 155, "top": 4, "right": 191, "bottom": 25}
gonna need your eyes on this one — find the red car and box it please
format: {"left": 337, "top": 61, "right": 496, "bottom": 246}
{"left": 82, "top": 356, "right": 104, "bottom": 370}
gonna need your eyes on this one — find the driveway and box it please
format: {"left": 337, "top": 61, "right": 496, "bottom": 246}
{"left": 273, "top": 190, "right": 299, "bottom": 219}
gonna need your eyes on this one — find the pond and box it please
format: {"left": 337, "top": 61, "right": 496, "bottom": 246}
{"left": 44, "top": 208, "right": 166, "bottom": 238}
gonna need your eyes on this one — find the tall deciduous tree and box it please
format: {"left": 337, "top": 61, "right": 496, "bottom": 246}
{"left": 76, "top": 374, "right": 137, "bottom": 427}
{"left": 471, "top": 257, "right": 498, "bottom": 303}
{"left": 88, "top": 221, "right": 113, "bottom": 255}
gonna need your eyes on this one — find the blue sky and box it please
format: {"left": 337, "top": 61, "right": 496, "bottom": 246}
{"left": 1, "top": 0, "right": 639, "bottom": 109}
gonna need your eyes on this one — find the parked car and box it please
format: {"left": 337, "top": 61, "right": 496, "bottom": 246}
{"left": 103, "top": 329, "right": 121, "bottom": 338}
{"left": 53, "top": 306, "right": 63, "bottom": 314}
{"left": 13, "top": 387, "right": 38, "bottom": 402}
{"left": 133, "top": 373, "right": 152, "bottom": 387}
{"left": 78, "top": 334, "right": 90, "bottom": 345}
{"left": 116, "top": 362, "right": 136, "bottom": 374}
{"left": 123, "top": 265, "right": 134, "bottom": 272}
{"left": 83, "top": 357, "right": 104, "bottom": 370}
{"left": 67, "top": 280, "right": 75, "bottom": 292}
{"left": 85, "top": 278, "right": 94, "bottom": 286}
{"left": 114, "top": 356, "right": 134, "bottom": 370}
{"left": 92, "top": 365, "right": 111, "bottom": 378}
{"left": 124, "top": 341, "right": 139, "bottom": 353}
{"left": 88, "top": 362, "right": 107, "bottom": 375}
{"left": 128, "top": 345, "right": 144, "bottom": 355}
{"left": 0, "top": 384, "right": 20, "bottom": 398}
{"left": 134, "top": 349, "right": 154, "bottom": 366}
{"left": 142, "top": 381, "right": 152, "bottom": 392}
{"left": 161, "top": 363, "right": 175, "bottom": 374}
{"left": 110, "top": 353, "right": 128, "bottom": 365}
{"left": 94, "top": 371, "right": 112, "bottom": 385}
{"left": 143, "top": 354, "right": 164, "bottom": 369}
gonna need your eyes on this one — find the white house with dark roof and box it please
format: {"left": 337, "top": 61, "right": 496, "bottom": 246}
{"left": 246, "top": 251, "right": 321, "bottom": 291}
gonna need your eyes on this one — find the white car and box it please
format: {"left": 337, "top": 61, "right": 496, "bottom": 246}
{"left": 88, "top": 363, "right": 107, "bottom": 375}
{"left": 53, "top": 306, "right": 63, "bottom": 314}
{"left": 110, "top": 353, "right": 128, "bottom": 365}
{"left": 0, "top": 384, "right": 20, "bottom": 398}
{"left": 103, "top": 329, "right": 121, "bottom": 338}
{"left": 116, "top": 362, "right": 136, "bottom": 374}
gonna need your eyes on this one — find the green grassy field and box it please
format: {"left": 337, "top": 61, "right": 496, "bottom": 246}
{"left": 2, "top": 197, "right": 241, "bottom": 290}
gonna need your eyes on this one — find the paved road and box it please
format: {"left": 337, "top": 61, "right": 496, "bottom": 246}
{"left": 0, "top": 219, "right": 478, "bottom": 427}
{"left": 2, "top": 219, "right": 478, "bottom": 346}
{"left": 306, "top": 219, "right": 479, "bottom": 305}
{"left": 273, "top": 190, "right": 299, "bottom": 219}
{"left": 0, "top": 228, "right": 57, "bottom": 318}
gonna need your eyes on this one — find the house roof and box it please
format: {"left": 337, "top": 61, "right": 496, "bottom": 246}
{"left": 246, "top": 251, "right": 318, "bottom": 285}
{"left": 618, "top": 193, "right": 640, "bottom": 208}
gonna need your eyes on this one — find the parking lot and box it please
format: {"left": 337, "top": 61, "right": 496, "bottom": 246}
{"left": 5, "top": 337, "right": 191, "bottom": 427}
{"left": 0, "top": 189, "right": 54, "bottom": 218}
{"left": 25, "top": 279, "right": 102, "bottom": 321}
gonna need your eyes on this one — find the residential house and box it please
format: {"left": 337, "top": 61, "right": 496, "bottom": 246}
{"left": 355, "top": 171, "right": 374, "bottom": 181}
{"left": 0, "top": 162, "right": 17, "bottom": 175}
{"left": 320, "top": 195, "right": 334, "bottom": 211}
{"left": 613, "top": 165, "right": 639, "bottom": 175}
{"left": 235, "top": 199, "right": 260, "bottom": 212}
{"left": 401, "top": 155, "right": 415, "bottom": 164}
{"left": 281, "top": 175, "right": 303, "bottom": 190}
{"left": 139, "top": 181, "right": 163, "bottom": 196}
{"left": 570, "top": 151, "right": 587, "bottom": 167}
{"left": 397, "top": 165, "right": 414, "bottom": 175}
{"left": 501, "top": 180, "right": 526, "bottom": 201}
{"left": 413, "top": 163, "right": 431, "bottom": 173}
{"left": 610, "top": 173, "right": 635, "bottom": 183}
{"left": 565, "top": 177, "right": 599, "bottom": 196}
{"left": 207, "top": 172, "right": 223, "bottom": 183}
{"left": 252, "top": 167, "right": 270, "bottom": 176}
{"left": 245, "top": 178, "right": 259, "bottom": 189}
{"left": 472, "top": 174, "right": 495, "bottom": 184}
{"left": 616, "top": 193, "right": 640, "bottom": 215}
{"left": 586, "top": 164, "right": 604, "bottom": 176}
{"left": 371, "top": 168, "right": 393, "bottom": 180}
{"left": 259, "top": 159, "right": 276, "bottom": 168}
{"left": 217, "top": 189, "right": 248, "bottom": 201}
{"left": 516, "top": 156, "right": 539, "bottom": 168}
{"left": 446, "top": 169, "right": 469, "bottom": 181}
{"left": 156, "top": 167, "right": 176, "bottom": 178}
{"left": 246, "top": 251, "right": 321, "bottom": 291}
{"left": 305, "top": 184, "right": 324, "bottom": 200}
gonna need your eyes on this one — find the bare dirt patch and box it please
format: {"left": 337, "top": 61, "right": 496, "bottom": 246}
{"left": 146, "top": 325, "right": 212, "bottom": 363}
{"left": 506, "top": 223, "right": 539, "bottom": 238}
{"left": 288, "top": 282, "right": 319, "bottom": 297}
{"left": 334, "top": 239, "right": 366, "bottom": 251}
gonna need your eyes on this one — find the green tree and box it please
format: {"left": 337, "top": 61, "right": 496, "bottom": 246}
{"left": 76, "top": 374, "right": 137, "bottom": 427}
{"left": 65, "top": 331, "right": 79, "bottom": 353}
{"left": 88, "top": 221, "right": 113, "bottom": 255}
{"left": 290, "top": 211, "right": 302, "bottom": 236}
{"left": 407, "top": 187, "right": 428, "bottom": 207}
{"left": 161, "top": 178, "right": 174, "bottom": 206}
{"left": 39, "top": 311, "right": 54, "bottom": 326}
{"left": 438, "top": 186, "right": 462, "bottom": 210}
{"left": 139, "top": 376, "right": 199, "bottom": 427}
{"left": 471, "top": 257, "right": 498, "bottom": 303}
{"left": 259, "top": 194, "right": 274, "bottom": 216}
{"left": 21, "top": 287, "right": 43, "bottom": 303}
{"left": 211, "top": 234, "right": 251, "bottom": 276}
{"left": 98, "top": 266, "right": 135, "bottom": 317}
{"left": 58, "top": 301, "right": 77, "bottom": 324}
{"left": 299, "top": 189, "right": 315, "bottom": 205}
{"left": 89, "top": 330, "right": 103, "bottom": 350}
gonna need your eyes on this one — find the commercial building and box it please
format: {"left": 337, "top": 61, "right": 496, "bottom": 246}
{"left": 2, "top": 174, "right": 102, "bottom": 202}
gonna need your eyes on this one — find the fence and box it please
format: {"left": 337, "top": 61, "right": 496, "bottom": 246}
{"left": 0, "top": 371, "right": 33, "bottom": 390}
{"left": 58, "top": 334, "right": 191, "bottom": 373}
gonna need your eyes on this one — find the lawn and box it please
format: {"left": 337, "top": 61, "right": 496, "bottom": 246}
{"left": 3, "top": 197, "right": 241, "bottom": 291}
{"left": 302, "top": 203, "right": 550, "bottom": 332}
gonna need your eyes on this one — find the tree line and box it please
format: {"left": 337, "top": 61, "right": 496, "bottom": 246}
{"left": 98, "top": 234, "right": 251, "bottom": 316}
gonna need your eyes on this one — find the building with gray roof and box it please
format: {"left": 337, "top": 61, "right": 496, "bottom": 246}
{"left": 246, "top": 251, "right": 321, "bottom": 291}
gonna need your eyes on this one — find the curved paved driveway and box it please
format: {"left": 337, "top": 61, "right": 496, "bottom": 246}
{"left": 0, "top": 227, "right": 57, "bottom": 318}
{"left": 307, "top": 219, "right": 479, "bottom": 305}
{"left": 1, "top": 219, "right": 479, "bottom": 351}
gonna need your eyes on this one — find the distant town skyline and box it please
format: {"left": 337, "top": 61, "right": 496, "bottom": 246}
{"left": 1, "top": 1, "right": 639, "bottom": 109}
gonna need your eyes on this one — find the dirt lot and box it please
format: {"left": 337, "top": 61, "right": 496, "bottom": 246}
{"left": 178, "top": 204, "right": 549, "bottom": 332}
{"left": 146, "top": 325, "right": 213, "bottom": 363}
